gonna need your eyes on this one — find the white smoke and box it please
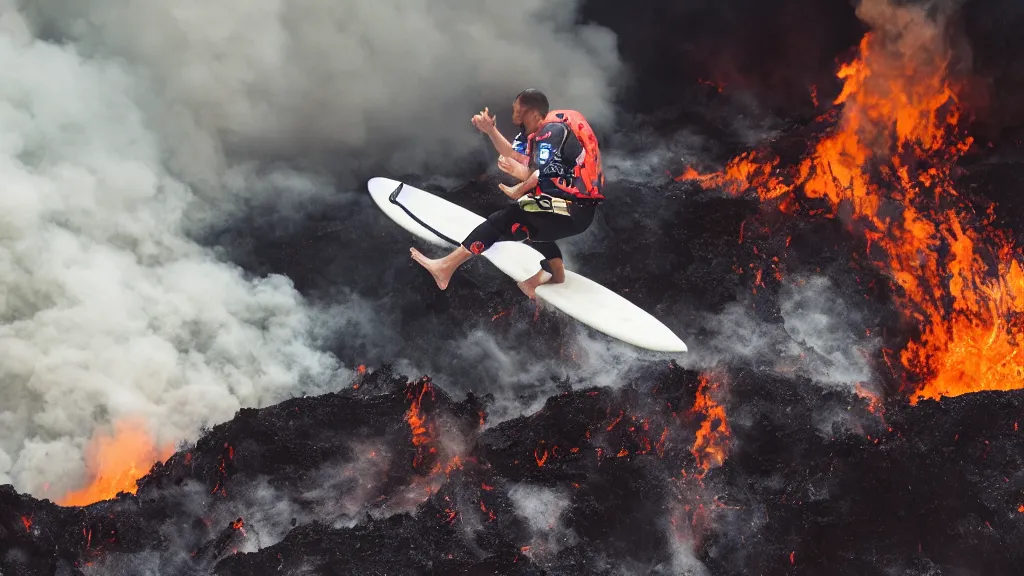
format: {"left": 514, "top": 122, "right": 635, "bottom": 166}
{"left": 660, "top": 502, "right": 712, "bottom": 576}
{"left": 0, "top": 13, "right": 341, "bottom": 496}
{"left": 779, "top": 274, "right": 879, "bottom": 386}
{"left": 19, "top": 0, "right": 622, "bottom": 197}
{"left": 507, "top": 482, "right": 577, "bottom": 559}
{"left": 675, "top": 273, "right": 880, "bottom": 389}
{"left": 0, "top": 0, "right": 624, "bottom": 499}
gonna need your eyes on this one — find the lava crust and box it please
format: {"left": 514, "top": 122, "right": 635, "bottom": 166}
{"left": 3, "top": 364, "right": 1023, "bottom": 575}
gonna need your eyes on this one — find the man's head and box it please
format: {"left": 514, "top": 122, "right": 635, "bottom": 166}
{"left": 513, "top": 89, "right": 549, "bottom": 134}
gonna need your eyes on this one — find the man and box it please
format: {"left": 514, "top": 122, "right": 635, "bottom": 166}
{"left": 410, "top": 89, "right": 606, "bottom": 298}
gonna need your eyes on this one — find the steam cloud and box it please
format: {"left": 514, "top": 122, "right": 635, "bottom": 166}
{"left": 507, "top": 483, "right": 577, "bottom": 559}
{"left": 0, "top": 0, "right": 623, "bottom": 498}
{"left": 670, "top": 274, "right": 880, "bottom": 390}
{"left": 19, "top": 0, "right": 621, "bottom": 188}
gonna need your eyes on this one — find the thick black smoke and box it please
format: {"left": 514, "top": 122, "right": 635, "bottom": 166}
{"left": 583, "top": 0, "right": 865, "bottom": 117}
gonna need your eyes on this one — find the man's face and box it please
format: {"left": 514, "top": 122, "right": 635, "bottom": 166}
{"left": 512, "top": 98, "right": 523, "bottom": 125}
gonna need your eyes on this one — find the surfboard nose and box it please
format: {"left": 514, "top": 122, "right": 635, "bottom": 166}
{"left": 633, "top": 323, "right": 687, "bottom": 353}
{"left": 660, "top": 336, "right": 688, "bottom": 353}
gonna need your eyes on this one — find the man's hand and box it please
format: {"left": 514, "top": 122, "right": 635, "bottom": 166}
{"left": 497, "top": 155, "right": 530, "bottom": 181}
{"left": 471, "top": 107, "right": 496, "bottom": 133}
{"left": 499, "top": 182, "right": 527, "bottom": 199}
{"left": 500, "top": 169, "right": 539, "bottom": 200}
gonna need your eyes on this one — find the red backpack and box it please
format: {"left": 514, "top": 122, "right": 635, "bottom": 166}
{"left": 530, "top": 110, "right": 606, "bottom": 201}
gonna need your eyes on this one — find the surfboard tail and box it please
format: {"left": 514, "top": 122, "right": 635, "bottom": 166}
{"left": 388, "top": 182, "right": 404, "bottom": 202}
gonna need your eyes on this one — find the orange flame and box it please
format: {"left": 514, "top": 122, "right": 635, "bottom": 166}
{"left": 690, "top": 373, "right": 731, "bottom": 476}
{"left": 679, "top": 7, "right": 1024, "bottom": 401}
{"left": 405, "top": 379, "right": 437, "bottom": 470}
{"left": 678, "top": 150, "right": 786, "bottom": 200}
{"left": 855, "top": 383, "right": 885, "bottom": 417}
{"left": 58, "top": 418, "right": 175, "bottom": 507}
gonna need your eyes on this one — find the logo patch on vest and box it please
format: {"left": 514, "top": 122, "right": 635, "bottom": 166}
{"left": 537, "top": 143, "right": 553, "bottom": 163}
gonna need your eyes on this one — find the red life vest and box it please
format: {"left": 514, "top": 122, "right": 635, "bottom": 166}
{"left": 527, "top": 109, "right": 605, "bottom": 201}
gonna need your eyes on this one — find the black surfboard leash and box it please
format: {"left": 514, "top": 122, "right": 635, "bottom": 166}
{"left": 387, "top": 182, "right": 460, "bottom": 246}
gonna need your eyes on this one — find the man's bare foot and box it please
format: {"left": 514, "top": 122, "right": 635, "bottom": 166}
{"left": 517, "top": 270, "right": 549, "bottom": 299}
{"left": 410, "top": 248, "right": 451, "bottom": 290}
{"left": 517, "top": 278, "right": 538, "bottom": 299}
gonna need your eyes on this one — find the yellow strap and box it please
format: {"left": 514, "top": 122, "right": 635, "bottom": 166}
{"left": 518, "top": 194, "right": 571, "bottom": 216}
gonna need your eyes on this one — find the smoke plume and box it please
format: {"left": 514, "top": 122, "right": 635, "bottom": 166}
{"left": 19, "top": 0, "right": 621, "bottom": 190}
{"left": 507, "top": 482, "right": 577, "bottom": 559}
{"left": 0, "top": 0, "right": 623, "bottom": 499}
{"left": 0, "top": 14, "right": 340, "bottom": 496}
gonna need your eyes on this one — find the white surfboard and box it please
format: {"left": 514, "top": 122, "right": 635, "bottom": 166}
{"left": 367, "top": 177, "right": 687, "bottom": 353}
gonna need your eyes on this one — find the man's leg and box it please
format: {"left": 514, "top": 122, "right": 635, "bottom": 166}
{"left": 512, "top": 200, "right": 599, "bottom": 297}
{"left": 517, "top": 241, "right": 565, "bottom": 298}
{"left": 410, "top": 207, "right": 516, "bottom": 289}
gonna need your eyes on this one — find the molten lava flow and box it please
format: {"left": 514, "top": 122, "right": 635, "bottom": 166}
{"left": 534, "top": 447, "right": 549, "bottom": 467}
{"left": 678, "top": 2, "right": 1024, "bottom": 401}
{"left": 58, "top": 418, "right": 175, "bottom": 507}
{"left": 402, "top": 377, "right": 465, "bottom": 491}
{"left": 406, "top": 379, "right": 437, "bottom": 469}
{"left": 677, "top": 151, "right": 786, "bottom": 201}
{"left": 690, "top": 373, "right": 731, "bottom": 477}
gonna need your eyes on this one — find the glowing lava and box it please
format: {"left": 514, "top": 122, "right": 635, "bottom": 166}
{"left": 690, "top": 373, "right": 731, "bottom": 476}
{"left": 406, "top": 378, "right": 438, "bottom": 469}
{"left": 678, "top": 0, "right": 1024, "bottom": 401}
{"left": 404, "top": 377, "right": 464, "bottom": 483}
{"left": 58, "top": 418, "right": 175, "bottom": 507}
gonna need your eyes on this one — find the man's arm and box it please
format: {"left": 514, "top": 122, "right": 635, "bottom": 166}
{"left": 518, "top": 170, "right": 540, "bottom": 195}
{"left": 472, "top": 108, "right": 528, "bottom": 164}
{"left": 485, "top": 126, "right": 528, "bottom": 164}
{"left": 498, "top": 154, "right": 531, "bottom": 181}
{"left": 499, "top": 170, "right": 539, "bottom": 199}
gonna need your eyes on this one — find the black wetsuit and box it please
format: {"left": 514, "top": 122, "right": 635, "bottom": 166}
{"left": 461, "top": 121, "right": 598, "bottom": 267}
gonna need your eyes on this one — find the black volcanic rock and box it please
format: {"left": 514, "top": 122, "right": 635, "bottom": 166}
{"left": 702, "top": 377, "right": 1024, "bottom": 576}
{"left": 0, "top": 369, "right": 483, "bottom": 575}
{"left": 3, "top": 364, "right": 1024, "bottom": 575}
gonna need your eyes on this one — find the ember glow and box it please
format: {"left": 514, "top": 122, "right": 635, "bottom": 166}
{"left": 690, "top": 373, "right": 731, "bottom": 477}
{"left": 58, "top": 418, "right": 175, "bottom": 507}
{"left": 402, "top": 377, "right": 465, "bottom": 491}
{"left": 405, "top": 378, "right": 443, "bottom": 472}
{"left": 678, "top": 2, "right": 1024, "bottom": 401}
